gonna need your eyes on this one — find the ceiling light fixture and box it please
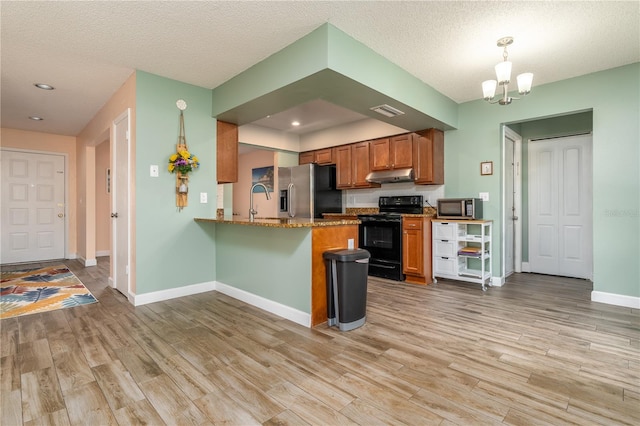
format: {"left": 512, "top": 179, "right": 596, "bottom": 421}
{"left": 34, "top": 83, "right": 55, "bottom": 90}
{"left": 482, "top": 37, "right": 533, "bottom": 106}
{"left": 291, "top": 121, "right": 300, "bottom": 126}
{"left": 29, "top": 116, "right": 44, "bottom": 121}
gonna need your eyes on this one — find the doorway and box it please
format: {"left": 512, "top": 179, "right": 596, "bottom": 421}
{"left": 528, "top": 134, "right": 593, "bottom": 279}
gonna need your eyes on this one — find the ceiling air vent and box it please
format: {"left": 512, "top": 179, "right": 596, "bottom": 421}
{"left": 369, "top": 104, "right": 405, "bottom": 118}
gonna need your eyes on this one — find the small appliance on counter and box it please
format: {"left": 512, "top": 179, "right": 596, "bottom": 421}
{"left": 278, "top": 163, "right": 342, "bottom": 219}
{"left": 358, "top": 195, "right": 423, "bottom": 281}
{"left": 436, "top": 198, "right": 483, "bottom": 220}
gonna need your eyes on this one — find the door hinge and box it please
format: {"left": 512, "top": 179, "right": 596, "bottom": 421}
{"left": 125, "top": 130, "right": 130, "bottom": 141}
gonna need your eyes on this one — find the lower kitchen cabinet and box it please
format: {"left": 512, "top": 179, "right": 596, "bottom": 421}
{"left": 432, "top": 219, "right": 492, "bottom": 290}
{"left": 402, "top": 216, "right": 432, "bottom": 285}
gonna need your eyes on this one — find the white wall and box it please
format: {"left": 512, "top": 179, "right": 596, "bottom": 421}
{"left": 300, "top": 118, "right": 406, "bottom": 151}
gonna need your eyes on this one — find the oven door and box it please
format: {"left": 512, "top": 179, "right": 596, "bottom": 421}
{"left": 358, "top": 216, "right": 403, "bottom": 281}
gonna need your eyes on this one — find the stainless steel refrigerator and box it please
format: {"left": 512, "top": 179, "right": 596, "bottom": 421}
{"left": 278, "top": 164, "right": 342, "bottom": 218}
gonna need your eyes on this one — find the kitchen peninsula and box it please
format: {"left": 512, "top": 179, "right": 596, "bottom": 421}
{"left": 194, "top": 216, "right": 359, "bottom": 327}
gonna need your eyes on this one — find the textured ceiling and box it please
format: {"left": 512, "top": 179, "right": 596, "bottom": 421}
{"left": 1, "top": 1, "right": 638, "bottom": 136}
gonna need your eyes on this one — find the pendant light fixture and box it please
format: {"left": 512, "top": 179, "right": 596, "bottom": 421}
{"left": 482, "top": 37, "right": 533, "bottom": 105}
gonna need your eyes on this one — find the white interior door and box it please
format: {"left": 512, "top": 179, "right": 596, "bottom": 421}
{"left": 504, "top": 127, "right": 522, "bottom": 277}
{"left": 1, "top": 150, "right": 65, "bottom": 264}
{"left": 112, "top": 110, "right": 130, "bottom": 296}
{"left": 529, "top": 134, "right": 593, "bottom": 279}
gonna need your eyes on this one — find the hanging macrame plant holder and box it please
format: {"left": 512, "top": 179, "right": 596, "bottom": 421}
{"left": 175, "top": 111, "right": 189, "bottom": 209}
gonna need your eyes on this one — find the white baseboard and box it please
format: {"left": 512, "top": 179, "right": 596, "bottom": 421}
{"left": 66, "top": 252, "right": 78, "bottom": 260}
{"left": 96, "top": 250, "right": 110, "bottom": 257}
{"left": 131, "top": 281, "right": 216, "bottom": 306}
{"left": 521, "top": 262, "right": 531, "bottom": 272}
{"left": 491, "top": 276, "right": 505, "bottom": 287}
{"left": 108, "top": 277, "right": 115, "bottom": 288}
{"left": 215, "top": 281, "right": 311, "bottom": 328}
{"left": 591, "top": 291, "right": 640, "bottom": 309}
{"left": 78, "top": 256, "right": 97, "bottom": 267}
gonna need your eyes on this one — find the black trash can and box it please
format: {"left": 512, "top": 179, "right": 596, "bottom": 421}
{"left": 323, "top": 248, "right": 370, "bottom": 331}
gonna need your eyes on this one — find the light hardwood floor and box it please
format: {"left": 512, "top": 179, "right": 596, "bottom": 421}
{"left": 1, "top": 258, "right": 639, "bottom": 425}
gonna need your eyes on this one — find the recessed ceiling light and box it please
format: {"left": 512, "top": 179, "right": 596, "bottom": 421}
{"left": 291, "top": 121, "right": 300, "bottom": 126}
{"left": 34, "top": 83, "right": 55, "bottom": 90}
{"left": 29, "top": 116, "right": 44, "bottom": 121}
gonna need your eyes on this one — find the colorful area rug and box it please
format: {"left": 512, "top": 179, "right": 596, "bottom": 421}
{"left": 1, "top": 265, "right": 98, "bottom": 319}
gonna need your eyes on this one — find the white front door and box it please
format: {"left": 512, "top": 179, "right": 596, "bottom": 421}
{"left": 112, "top": 110, "right": 130, "bottom": 296}
{"left": 529, "top": 134, "right": 593, "bottom": 279}
{"left": 1, "top": 150, "right": 66, "bottom": 264}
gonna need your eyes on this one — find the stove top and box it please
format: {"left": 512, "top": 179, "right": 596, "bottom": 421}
{"left": 378, "top": 195, "right": 423, "bottom": 215}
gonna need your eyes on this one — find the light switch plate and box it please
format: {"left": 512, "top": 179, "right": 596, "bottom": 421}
{"left": 150, "top": 165, "right": 159, "bottom": 177}
{"left": 200, "top": 192, "right": 208, "bottom": 203}
{"left": 479, "top": 192, "right": 489, "bottom": 202}
{"left": 347, "top": 238, "right": 355, "bottom": 249}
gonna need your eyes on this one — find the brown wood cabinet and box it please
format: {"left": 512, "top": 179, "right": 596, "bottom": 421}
{"left": 402, "top": 216, "right": 433, "bottom": 285}
{"left": 299, "top": 151, "right": 315, "bottom": 165}
{"left": 412, "top": 128, "right": 444, "bottom": 185}
{"left": 314, "top": 148, "right": 334, "bottom": 165}
{"left": 216, "top": 121, "right": 238, "bottom": 183}
{"left": 336, "top": 142, "right": 379, "bottom": 189}
{"left": 370, "top": 134, "right": 413, "bottom": 171}
{"left": 299, "top": 148, "right": 335, "bottom": 165}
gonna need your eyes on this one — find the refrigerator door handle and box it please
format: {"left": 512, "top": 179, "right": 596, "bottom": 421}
{"left": 288, "top": 183, "right": 295, "bottom": 217}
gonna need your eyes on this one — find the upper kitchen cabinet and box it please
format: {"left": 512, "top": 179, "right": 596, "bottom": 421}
{"left": 217, "top": 121, "right": 238, "bottom": 183}
{"left": 336, "top": 142, "right": 379, "bottom": 189}
{"left": 299, "top": 151, "right": 315, "bottom": 165}
{"left": 299, "top": 147, "right": 335, "bottom": 165}
{"left": 370, "top": 133, "right": 413, "bottom": 171}
{"left": 412, "top": 128, "right": 444, "bottom": 185}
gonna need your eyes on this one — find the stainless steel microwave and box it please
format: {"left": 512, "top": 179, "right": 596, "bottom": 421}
{"left": 437, "top": 198, "right": 483, "bottom": 220}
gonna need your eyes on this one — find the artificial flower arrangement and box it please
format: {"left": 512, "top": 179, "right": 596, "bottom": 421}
{"left": 168, "top": 149, "right": 199, "bottom": 174}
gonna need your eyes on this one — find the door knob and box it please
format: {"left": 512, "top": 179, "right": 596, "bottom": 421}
{"left": 58, "top": 213, "right": 64, "bottom": 218}
{"left": 111, "top": 213, "right": 118, "bottom": 218}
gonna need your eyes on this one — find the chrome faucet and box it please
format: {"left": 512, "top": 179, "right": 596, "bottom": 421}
{"left": 249, "top": 182, "right": 271, "bottom": 221}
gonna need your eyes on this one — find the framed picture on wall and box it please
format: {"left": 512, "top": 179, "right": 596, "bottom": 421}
{"left": 251, "top": 166, "right": 274, "bottom": 192}
{"left": 480, "top": 161, "right": 493, "bottom": 176}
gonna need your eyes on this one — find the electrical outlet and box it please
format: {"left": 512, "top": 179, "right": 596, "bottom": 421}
{"left": 200, "top": 192, "right": 208, "bottom": 203}
{"left": 479, "top": 192, "right": 489, "bottom": 202}
{"left": 347, "top": 238, "right": 354, "bottom": 249}
{"left": 150, "top": 165, "right": 159, "bottom": 177}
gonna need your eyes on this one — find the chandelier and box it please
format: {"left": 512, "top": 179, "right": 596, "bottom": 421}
{"left": 482, "top": 36, "right": 533, "bottom": 105}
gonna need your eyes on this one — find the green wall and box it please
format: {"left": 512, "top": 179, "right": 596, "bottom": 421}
{"left": 447, "top": 63, "right": 639, "bottom": 298}
{"left": 135, "top": 71, "right": 217, "bottom": 294}
{"left": 212, "top": 24, "right": 459, "bottom": 131}
{"left": 213, "top": 224, "right": 312, "bottom": 313}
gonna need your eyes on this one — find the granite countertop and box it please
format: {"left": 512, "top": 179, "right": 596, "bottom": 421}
{"left": 324, "top": 207, "right": 437, "bottom": 219}
{"left": 194, "top": 216, "right": 360, "bottom": 228}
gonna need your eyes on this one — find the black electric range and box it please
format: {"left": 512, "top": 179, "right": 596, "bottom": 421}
{"left": 358, "top": 196, "right": 423, "bottom": 281}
